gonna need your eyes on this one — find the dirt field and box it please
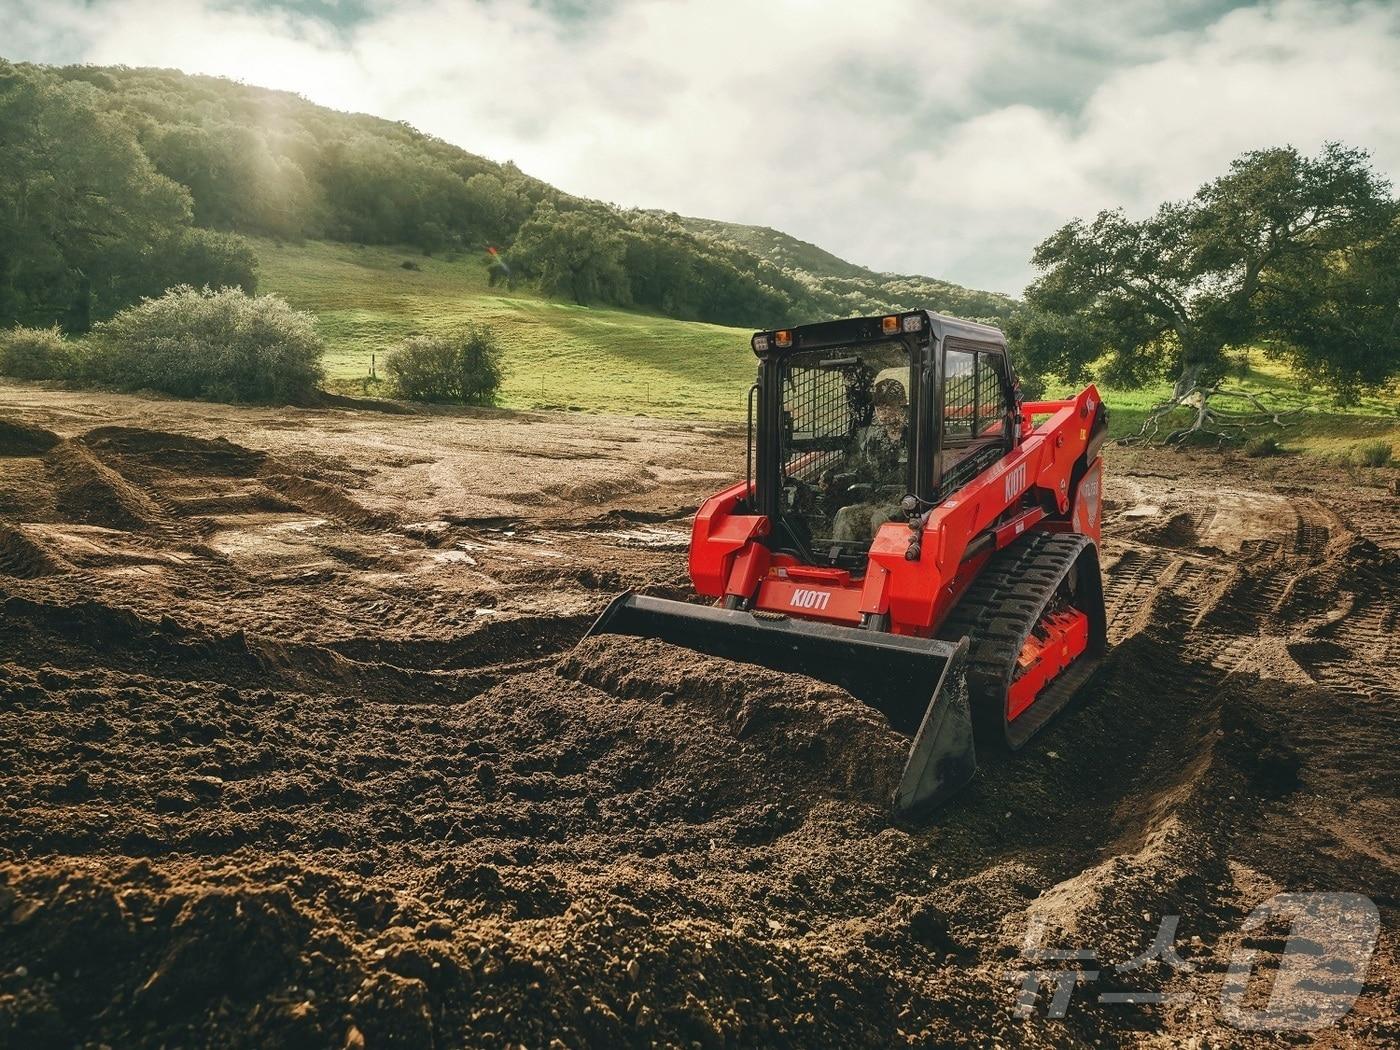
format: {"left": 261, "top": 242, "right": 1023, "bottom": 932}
{"left": 0, "top": 380, "right": 1396, "bottom": 1048}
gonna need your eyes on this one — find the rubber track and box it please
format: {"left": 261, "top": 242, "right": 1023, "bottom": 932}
{"left": 938, "top": 531, "right": 1100, "bottom": 749}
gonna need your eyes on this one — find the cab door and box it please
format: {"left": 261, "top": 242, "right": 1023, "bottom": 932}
{"left": 933, "top": 340, "right": 1014, "bottom": 499}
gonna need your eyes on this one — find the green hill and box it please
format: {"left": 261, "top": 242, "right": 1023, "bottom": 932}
{"left": 256, "top": 239, "right": 756, "bottom": 418}
{"left": 680, "top": 217, "right": 1016, "bottom": 322}
{"left": 3, "top": 59, "right": 1011, "bottom": 336}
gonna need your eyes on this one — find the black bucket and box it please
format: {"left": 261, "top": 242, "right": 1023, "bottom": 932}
{"left": 584, "top": 592, "right": 976, "bottom": 818}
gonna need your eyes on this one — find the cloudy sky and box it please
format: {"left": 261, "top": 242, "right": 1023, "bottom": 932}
{"left": 4, "top": 0, "right": 1399, "bottom": 293}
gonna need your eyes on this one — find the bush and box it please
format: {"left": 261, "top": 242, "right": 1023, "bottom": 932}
{"left": 1356, "top": 440, "right": 1393, "bottom": 468}
{"left": 1243, "top": 435, "right": 1283, "bottom": 458}
{"left": 0, "top": 325, "right": 76, "bottom": 380}
{"left": 385, "top": 326, "right": 503, "bottom": 405}
{"left": 87, "top": 286, "right": 324, "bottom": 403}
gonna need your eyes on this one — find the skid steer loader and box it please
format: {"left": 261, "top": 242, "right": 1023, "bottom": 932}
{"left": 585, "top": 311, "right": 1109, "bottom": 818}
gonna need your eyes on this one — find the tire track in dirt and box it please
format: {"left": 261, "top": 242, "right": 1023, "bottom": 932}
{"left": 993, "top": 477, "right": 1395, "bottom": 1040}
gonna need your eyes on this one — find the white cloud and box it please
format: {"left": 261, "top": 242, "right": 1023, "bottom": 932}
{"left": 2, "top": 0, "right": 1398, "bottom": 294}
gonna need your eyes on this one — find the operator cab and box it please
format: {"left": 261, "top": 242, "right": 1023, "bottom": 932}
{"left": 746, "top": 311, "right": 1020, "bottom": 570}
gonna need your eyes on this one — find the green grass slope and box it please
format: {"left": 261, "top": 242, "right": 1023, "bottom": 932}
{"left": 255, "top": 239, "right": 756, "bottom": 418}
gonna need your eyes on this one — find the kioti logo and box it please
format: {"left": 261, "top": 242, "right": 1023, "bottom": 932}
{"left": 1004, "top": 463, "right": 1028, "bottom": 502}
{"left": 789, "top": 588, "right": 831, "bottom": 611}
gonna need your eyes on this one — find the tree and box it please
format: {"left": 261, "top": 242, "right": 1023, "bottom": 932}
{"left": 1020, "top": 144, "right": 1400, "bottom": 442}
{"left": 0, "top": 62, "right": 263, "bottom": 332}
{"left": 1256, "top": 211, "right": 1400, "bottom": 405}
{"left": 510, "top": 203, "right": 631, "bottom": 305}
{"left": 142, "top": 228, "right": 258, "bottom": 301}
{"left": 143, "top": 122, "right": 316, "bottom": 239}
{"left": 461, "top": 173, "right": 530, "bottom": 245}
{"left": 0, "top": 62, "right": 193, "bottom": 329}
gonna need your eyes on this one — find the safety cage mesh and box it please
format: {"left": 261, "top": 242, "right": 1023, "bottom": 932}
{"left": 774, "top": 343, "right": 911, "bottom": 559}
{"left": 779, "top": 351, "right": 874, "bottom": 485}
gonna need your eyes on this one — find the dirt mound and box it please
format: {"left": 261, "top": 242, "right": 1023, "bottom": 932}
{"left": 325, "top": 611, "right": 592, "bottom": 670}
{"left": 0, "top": 525, "right": 68, "bottom": 579}
{"left": 260, "top": 473, "right": 395, "bottom": 528}
{"left": 1130, "top": 510, "right": 1200, "bottom": 549}
{"left": 559, "top": 635, "right": 909, "bottom": 809}
{"left": 0, "top": 854, "right": 958, "bottom": 1050}
{"left": 43, "top": 441, "right": 165, "bottom": 532}
{"left": 0, "top": 419, "right": 60, "bottom": 457}
{"left": 543, "top": 468, "right": 657, "bottom": 504}
{"left": 81, "top": 426, "right": 267, "bottom": 476}
{"left": 0, "top": 858, "right": 351, "bottom": 1049}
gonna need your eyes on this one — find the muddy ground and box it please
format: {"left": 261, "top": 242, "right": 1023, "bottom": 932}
{"left": 0, "top": 380, "right": 1396, "bottom": 1048}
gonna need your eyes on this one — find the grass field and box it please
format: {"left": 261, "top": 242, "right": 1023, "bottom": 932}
{"left": 255, "top": 239, "right": 755, "bottom": 418}
{"left": 1042, "top": 357, "right": 1400, "bottom": 455}
{"left": 255, "top": 239, "right": 1399, "bottom": 458}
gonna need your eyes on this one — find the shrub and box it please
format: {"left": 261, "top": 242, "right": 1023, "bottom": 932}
{"left": 1356, "top": 440, "right": 1393, "bottom": 468}
{"left": 385, "top": 326, "right": 503, "bottom": 405}
{"left": 0, "top": 325, "right": 76, "bottom": 380}
{"left": 87, "top": 286, "right": 324, "bottom": 403}
{"left": 1243, "top": 435, "right": 1283, "bottom": 458}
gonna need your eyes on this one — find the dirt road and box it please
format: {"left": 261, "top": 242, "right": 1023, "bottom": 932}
{"left": 0, "top": 381, "right": 1395, "bottom": 1047}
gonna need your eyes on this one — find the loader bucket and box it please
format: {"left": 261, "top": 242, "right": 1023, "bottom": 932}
{"left": 583, "top": 592, "right": 977, "bottom": 819}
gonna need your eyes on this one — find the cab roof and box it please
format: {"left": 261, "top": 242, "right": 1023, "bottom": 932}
{"left": 753, "top": 310, "right": 1006, "bottom": 356}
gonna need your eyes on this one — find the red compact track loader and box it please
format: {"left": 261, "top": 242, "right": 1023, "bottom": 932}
{"left": 586, "top": 311, "right": 1109, "bottom": 818}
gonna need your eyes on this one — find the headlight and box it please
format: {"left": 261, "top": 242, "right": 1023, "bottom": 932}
{"left": 901, "top": 313, "right": 924, "bottom": 333}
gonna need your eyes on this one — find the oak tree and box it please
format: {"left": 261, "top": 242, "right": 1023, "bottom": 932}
{"left": 1019, "top": 144, "right": 1399, "bottom": 441}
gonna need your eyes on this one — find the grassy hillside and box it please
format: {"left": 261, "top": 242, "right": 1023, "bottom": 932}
{"left": 679, "top": 216, "right": 1017, "bottom": 322}
{"left": 256, "top": 239, "right": 755, "bottom": 418}
{"left": 258, "top": 239, "right": 1398, "bottom": 462}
